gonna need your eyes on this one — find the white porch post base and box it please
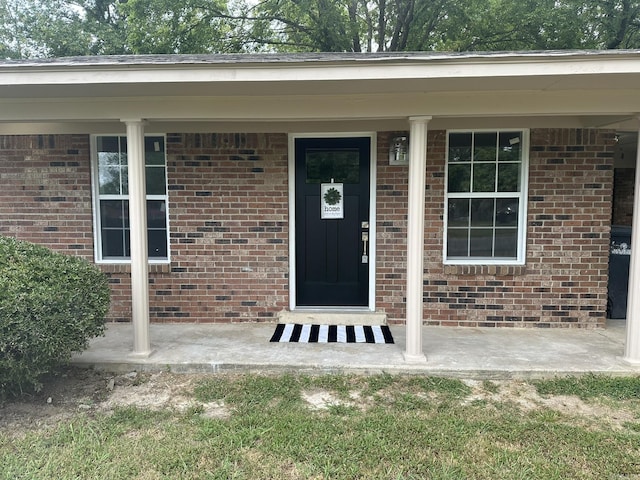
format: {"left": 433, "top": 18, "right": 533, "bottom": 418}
{"left": 623, "top": 118, "right": 640, "bottom": 364}
{"left": 404, "top": 116, "right": 431, "bottom": 363}
{"left": 403, "top": 351, "right": 427, "bottom": 363}
{"left": 124, "top": 119, "right": 153, "bottom": 358}
{"left": 622, "top": 357, "right": 640, "bottom": 366}
{"left": 128, "top": 349, "right": 154, "bottom": 360}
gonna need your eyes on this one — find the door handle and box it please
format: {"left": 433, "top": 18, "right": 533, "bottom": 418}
{"left": 361, "top": 231, "right": 369, "bottom": 263}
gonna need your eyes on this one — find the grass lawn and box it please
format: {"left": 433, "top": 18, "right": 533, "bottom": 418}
{"left": 1, "top": 372, "right": 639, "bottom": 479}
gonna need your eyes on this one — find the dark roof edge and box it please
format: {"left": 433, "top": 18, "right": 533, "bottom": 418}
{"left": 2, "top": 50, "right": 640, "bottom": 68}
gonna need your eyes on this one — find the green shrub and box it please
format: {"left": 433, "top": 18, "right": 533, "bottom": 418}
{"left": 0, "top": 236, "right": 110, "bottom": 397}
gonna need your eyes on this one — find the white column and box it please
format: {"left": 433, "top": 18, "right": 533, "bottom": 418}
{"left": 623, "top": 121, "right": 640, "bottom": 364}
{"left": 404, "top": 116, "right": 431, "bottom": 363}
{"left": 124, "top": 119, "right": 152, "bottom": 358}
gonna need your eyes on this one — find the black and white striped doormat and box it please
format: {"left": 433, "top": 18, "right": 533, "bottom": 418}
{"left": 270, "top": 324, "right": 394, "bottom": 344}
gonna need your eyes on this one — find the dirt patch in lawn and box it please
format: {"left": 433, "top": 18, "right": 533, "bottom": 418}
{"left": 1, "top": 369, "right": 637, "bottom": 434}
{"left": 0, "top": 368, "right": 229, "bottom": 433}
{"left": 462, "top": 379, "right": 637, "bottom": 430}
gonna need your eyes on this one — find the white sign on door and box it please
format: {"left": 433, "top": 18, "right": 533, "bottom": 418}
{"left": 321, "top": 183, "right": 344, "bottom": 219}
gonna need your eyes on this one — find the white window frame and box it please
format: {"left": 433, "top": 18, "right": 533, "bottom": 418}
{"left": 90, "top": 134, "right": 170, "bottom": 264}
{"left": 443, "top": 129, "right": 529, "bottom": 265}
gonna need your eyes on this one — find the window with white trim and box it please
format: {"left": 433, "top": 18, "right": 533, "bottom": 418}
{"left": 444, "top": 130, "right": 528, "bottom": 264}
{"left": 93, "top": 135, "right": 169, "bottom": 262}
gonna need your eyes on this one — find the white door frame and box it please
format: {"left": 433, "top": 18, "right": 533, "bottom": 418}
{"left": 288, "top": 132, "right": 377, "bottom": 311}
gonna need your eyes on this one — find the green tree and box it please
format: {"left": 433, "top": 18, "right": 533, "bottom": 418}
{"left": 248, "top": 0, "right": 357, "bottom": 51}
{"left": 3, "top": 0, "right": 640, "bottom": 59}
{"left": 432, "top": 0, "right": 640, "bottom": 51}
{"left": 121, "top": 0, "right": 241, "bottom": 54}
{"left": 0, "top": 0, "right": 22, "bottom": 58}
{"left": 80, "top": 0, "right": 129, "bottom": 55}
{"left": 428, "top": 0, "right": 574, "bottom": 51}
{"left": 0, "top": 0, "right": 124, "bottom": 57}
{"left": 580, "top": 0, "right": 640, "bottom": 48}
{"left": 245, "top": 0, "right": 640, "bottom": 52}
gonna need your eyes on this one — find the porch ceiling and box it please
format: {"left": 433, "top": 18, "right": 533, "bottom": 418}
{"left": 1, "top": 51, "right": 640, "bottom": 132}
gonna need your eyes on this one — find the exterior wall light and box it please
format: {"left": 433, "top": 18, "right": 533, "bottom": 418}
{"left": 389, "top": 135, "right": 409, "bottom": 165}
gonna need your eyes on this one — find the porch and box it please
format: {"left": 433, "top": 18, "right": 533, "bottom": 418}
{"left": 71, "top": 320, "right": 639, "bottom": 379}
{"left": 3, "top": 51, "right": 640, "bottom": 366}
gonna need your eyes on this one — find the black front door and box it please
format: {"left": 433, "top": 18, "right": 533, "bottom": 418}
{"left": 295, "top": 137, "right": 371, "bottom": 307}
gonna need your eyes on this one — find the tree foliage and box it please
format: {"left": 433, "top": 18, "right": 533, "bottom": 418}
{"left": 121, "top": 0, "right": 244, "bottom": 54}
{"left": 2, "top": 0, "right": 640, "bottom": 58}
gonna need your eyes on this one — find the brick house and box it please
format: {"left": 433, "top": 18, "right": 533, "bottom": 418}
{"left": 1, "top": 51, "right": 639, "bottom": 364}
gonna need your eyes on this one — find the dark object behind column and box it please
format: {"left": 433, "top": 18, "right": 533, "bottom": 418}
{"left": 608, "top": 225, "right": 632, "bottom": 319}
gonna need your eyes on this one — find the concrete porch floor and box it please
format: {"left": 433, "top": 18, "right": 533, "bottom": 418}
{"left": 71, "top": 320, "right": 640, "bottom": 379}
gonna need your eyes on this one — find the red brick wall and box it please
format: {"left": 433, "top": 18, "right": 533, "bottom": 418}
{"left": 1, "top": 129, "right": 615, "bottom": 327}
{"left": 375, "top": 132, "right": 409, "bottom": 322}
{"left": 612, "top": 168, "right": 635, "bottom": 226}
{"left": 0, "top": 134, "right": 94, "bottom": 258}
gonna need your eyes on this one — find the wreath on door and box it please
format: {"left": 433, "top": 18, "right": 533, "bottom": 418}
{"left": 323, "top": 187, "right": 342, "bottom": 205}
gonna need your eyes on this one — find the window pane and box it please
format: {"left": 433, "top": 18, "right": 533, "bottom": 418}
{"left": 97, "top": 136, "right": 120, "bottom": 154}
{"left": 148, "top": 229, "right": 168, "bottom": 257}
{"left": 448, "top": 133, "right": 472, "bottom": 162}
{"left": 145, "top": 137, "right": 165, "bottom": 165}
{"left": 145, "top": 152, "right": 165, "bottom": 167}
{"left": 100, "top": 200, "right": 126, "bottom": 228}
{"left": 100, "top": 196, "right": 128, "bottom": 258}
{"left": 98, "top": 138, "right": 125, "bottom": 195}
{"left": 101, "top": 229, "right": 126, "bottom": 258}
{"left": 121, "top": 165, "right": 129, "bottom": 195}
{"left": 98, "top": 151, "right": 121, "bottom": 167}
{"left": 448, "top": 199, "right": 470, "bottom": 227}
{"left": 447, "top": 229, "right": 468, "bottom": 257}
{"left": 499, "top": 132, "right": 522, "bottom": 162}
{"left": 147, "top": 200, "right": 167, "bottom": 228}
{"left": 306, "top": 149, "right": 359, "bottom": 184}
{"left": 124, "top": 230, "right": 130, "bottom": 257}
{"left": 470, "top": 229, "right": 493, "bottom": 256}
{"left": 472, "top": 163, "right": 496, "bottom": 192}
{"left": 471, "top": 198, "right": 494, "bottom": 227}
{"left": 146, "top": 167, "right": 166, "bottom": 195}
{"left": 448, "top": 164, "right": 471, "bottom": 192}
{"left": 474, "top": 133, "right": 497, "bottom": 161}
{"left": 496, "top": 198, "right": 519, "bottom": 227}
{"left": 495, "top": 228, "right": 518, "bottom": 257}
{"left": 497, "top": 163, "right": 520, "bottom": 192}
{"left": 99, "top": 165, "right": 122, "bottom": 194}
{"left": 122, "top": 200, "right": 130, "bottom": 227}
